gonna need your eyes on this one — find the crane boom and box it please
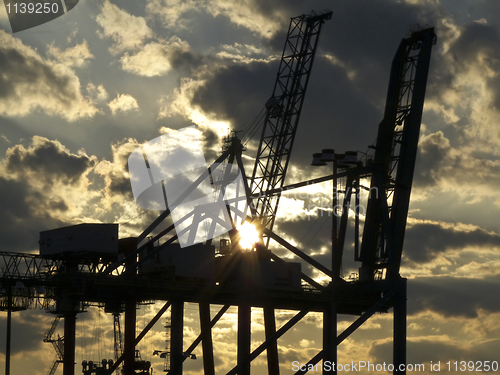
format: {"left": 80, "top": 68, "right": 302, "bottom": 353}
{"left": 359, "top": 26, "right": 436, "bottom": 280}
{"left": 250, "top": 11, "right": 332, "bottom": 240}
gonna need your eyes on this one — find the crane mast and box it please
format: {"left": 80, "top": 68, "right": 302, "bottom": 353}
{"left": 250, "top": 11, "right": 332, "bottom": 241}
{"left": 358, "top": 27, "right": 436, "bottom": 281}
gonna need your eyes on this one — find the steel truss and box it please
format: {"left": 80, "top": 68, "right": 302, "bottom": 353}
{"left": 250, "top": 11, "right": 333, "bottom": 242}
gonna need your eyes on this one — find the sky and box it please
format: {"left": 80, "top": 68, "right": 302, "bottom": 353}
{"left": 1, "top": 0, "right": 500, "bottom": 374}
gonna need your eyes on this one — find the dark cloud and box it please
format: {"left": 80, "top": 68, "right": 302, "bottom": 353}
{"left": 0, "top": 137, "right": 97, "bottom": 252}
{"left": 0, "top": 309, "right": 53, "bottom": 355}
{"left": 170, "top": 48, "right": 206, "bottom": 76}
{"left": 192, "top": 61, "right": 275, "bottom": 127}
{"left": 427, "top": 20, "right": 500, "bottom": 113}
{"left": 5, "top": 136, "right": 95, "bottom": 185}
{"left": 414, "top": 131, "right": 452, "bottom": 188}
{"left": 371, "top": 336, "right": 500, "bottom": 365}
{"left": 403, "top": 221, "right": 500, "bottom": 264}
{"left": 409, "top": 275, "right": 500, "bottom": 317}
{"left": 448, "top": 22, "right": 500, "bottom": 66}
{"left": 0, "top": 175, "right": 67, "bottom": 252}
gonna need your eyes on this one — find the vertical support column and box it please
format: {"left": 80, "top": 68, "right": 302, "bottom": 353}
{"left": 63, "top": 313, "right": 76, "bottom": 375}
{"left": 170, "top": 301, "right": 184, "bottom": 375}
{"left": 324, "top": 157, "right": 338, "bottom": 374}
{"left": 121, "top": 237, "right": 138, "bottom": 375}
{"left": 323, "top": 301, "right": 337, "bottom": 374}
{"left": 393, "top": 278, "right": 407, "bottom": 375}
{"left": 123, "top": 300, "right": 136, "bottom": 375}
{"left": 237, "top": 303, "right": 251, "bottom": 375}
{"left": 5, "top": 285, "right": 12, "bottom": 375}
{"left": 264, "top": 308, "right": 280, "bottom": 375}
{"left": 199, "top": 303, "right": 215, "bottom": 375}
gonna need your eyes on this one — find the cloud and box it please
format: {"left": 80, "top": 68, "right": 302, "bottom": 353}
{"left": 146, "top": 0, "right": 284, "bottom": 38}
{"left": 190, "top": 60, "right": 274, "bottom": 127}
{"left": 425, "top": 20, "right": 500, "bottom": 153}
{"left": 96, "top": 0, "right": 153, "bottom": 54}
{"left": 5, "top": 135, "right": 95, "bottom": 185}
{"left": 205, "top": 0, "right": 284, "bottom": 38}
{"left": 0, "top": 136, "right": 97, "bottom": 252}
{"left": 93, "top": 137, "right": 138, "bottom": 205}
{"left": 145, "top": 0, "right": 202, "bottom": 29}
{"left": 409, "top": 275, "right": 500, "bottom": 318}
{"left": 87, "top": 83, "right": 109, "bottom": 101}
{"left": 216, "top": 43, "right": 272, "bottom": 63}
{"left": 1, "top": 134, "right": 10, "bottom": 144}
{"left": 0, "top": 30, "right": 99, "bottom": 121}
{"left": 158, "top": 75, "right": 232, "bottom": 148}
{"left": 48, "top": 40, "right": 95, "bottom": 68}
{"left": 403, "top": 219, "right": 500, "bottom": 267}
{"left": 0, "top": 135, "right": 156, "bottom": 251}
{"left": 108, "top": 93, "right": 139, "bottom": 114}
{"left": 120, "top": 37, "right": 198, "bottom": 77}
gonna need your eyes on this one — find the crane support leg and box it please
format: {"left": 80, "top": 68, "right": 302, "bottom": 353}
{"left": 264, "top": 308, "right": 280, "bottom": 375}
{"left": 295, "top": 292, "right": 395, "bottom": 375}
{"left": 227, "top": 310, "right": 308, "bottom": 375}
{"left": 170, "top": 301, "right": 184, "bottom": 375}
{"left": 393, "top": 278, "right": 407, "bottom": 374}
{"left": 5, "top": 286, "right": 12, "bottom": 375}
{"left": 63, "top": 313, "right": 76, "bottom": 375}
{"left": 123, "top": 301, "right": 136, "bottom": 375}
{"left": 237, "top": 303, "right": 251, "bottom": 375}
{"left": 322, "top": 301, "right": 337, "bottom": 374}
{"left": 199, "top": 303, "right": 215, "bottom": 375}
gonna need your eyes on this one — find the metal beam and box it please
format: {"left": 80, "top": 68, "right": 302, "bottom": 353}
{"left": 170, "top": 301, "right": 184, "bottom": 375}
{"left": 322, "top": 301, "right": 337, "bottom": 374}
{"left": 182, "top": 305, "right": 230, "bottom": 361}
{"left": 264, "top": 228, "right": 332, "bottom": 278}
{"left": 63, "top": 313, "right": 76, "bottom": 375}
{"left": 237, "top": 303, "right": 251, "bottom": 375}
{"left": 199, "top": 303, "right": 215, "bottom": 375}
{"left": 264, "top": 308, "right": 280, "bottom": 375}
{"left": 226, "top": 309, "right": 308, "bottom": 375}
{"left": 5, "top": 286, "right": 12, "bottom": 375}
{"left": 294, "top": 290, "right": 395, "bottom": 374}
{"left": 393, "top": 279, "right": 407, "bottom": 374}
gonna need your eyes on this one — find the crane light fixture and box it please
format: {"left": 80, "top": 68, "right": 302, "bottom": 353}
{"left": 311, "top": 153, "right": 327, "bottom": 166}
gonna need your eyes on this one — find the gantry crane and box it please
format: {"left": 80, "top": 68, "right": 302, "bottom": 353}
{"left": 0, "top": 16, "right": 436, "bottom": 375}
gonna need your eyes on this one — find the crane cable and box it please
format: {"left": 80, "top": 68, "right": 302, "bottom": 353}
{"left": 239, "top": 107, "right": 266, "bottom": 146}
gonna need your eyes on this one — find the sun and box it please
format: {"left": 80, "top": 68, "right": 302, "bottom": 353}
{"left": 237, "top": 221, "right": 260, "bottom": 250}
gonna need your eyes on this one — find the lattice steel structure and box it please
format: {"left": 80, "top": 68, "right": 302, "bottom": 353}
{"left": 359, "top": 27, "right": 437, "bottom": 281}
{"left": 250, "top": 11, "right": 332, "bottom": 241}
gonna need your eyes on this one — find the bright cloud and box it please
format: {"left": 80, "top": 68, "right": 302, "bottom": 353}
{"left": 48, "top": 40, "right": 95, "bottom": 68}
{"left": 87, "top": 83, "right": 109, "bottom": 102}
{"left": 96, "top": 0, "right": 153, "bottom": 53}
{"left": 120, "top": 37, "right": 192, "bottom": 77}
{"left": 146, "top": 0, "right": 283, "bottom": 38}
{"left": 108, "top": 93, "right": 139, "bottom": 114}
{"left": 0, "top": 31, "right": 99, "bottom": 121}
{"left": 158, "top": 75, "right": 231, "bottom": 141}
